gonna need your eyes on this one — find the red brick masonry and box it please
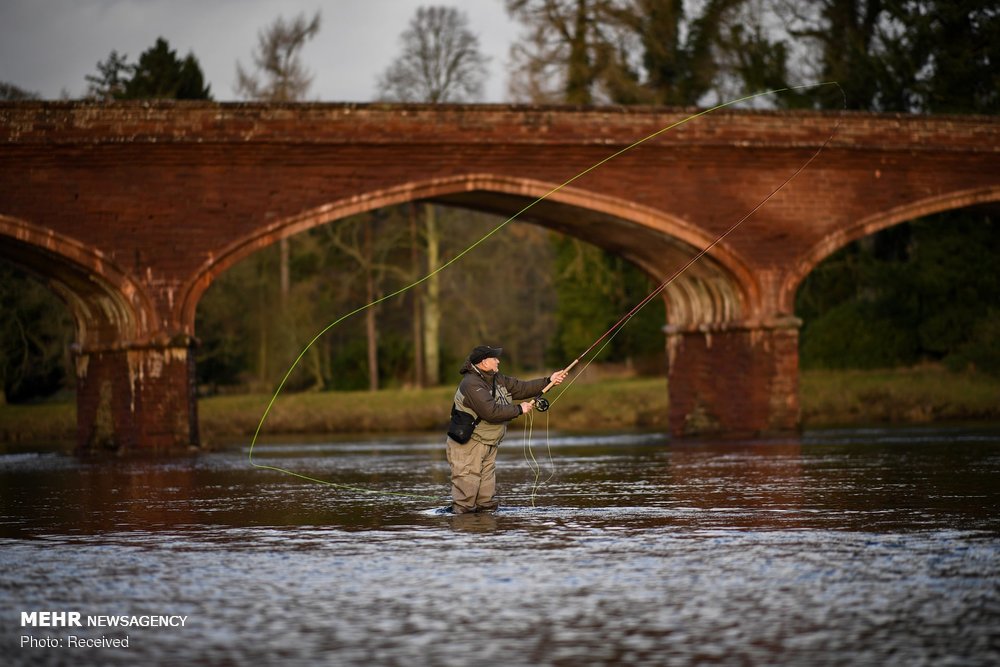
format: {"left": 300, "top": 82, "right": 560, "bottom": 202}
{"left": 2, "top": 102, "right": 998, "bottom": 447}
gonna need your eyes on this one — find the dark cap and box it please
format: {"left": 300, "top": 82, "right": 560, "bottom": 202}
{"left": 468, "top": 345, "right": 502, "bottom": 365}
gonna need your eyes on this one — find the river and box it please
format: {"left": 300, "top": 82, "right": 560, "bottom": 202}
{"left": 2, "top": 425, "right": 999, "bottom": 666}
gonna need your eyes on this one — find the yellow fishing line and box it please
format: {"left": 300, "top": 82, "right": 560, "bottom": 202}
{"left": 521, "top": 410, "right": 538, "bottom": 496}
{"left": 249, "top": 82, "right": 845, "bottom": 501}
{"left": 547, "top": 83, "right": 846, "bottom": 411}
{"left": 525, "top": 411, "right": 556, "bottom": 508}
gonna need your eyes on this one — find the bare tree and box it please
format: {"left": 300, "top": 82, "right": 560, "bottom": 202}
{"left": 376, "top": 6, "right": 490, "bottom": 103}
{"left": 234, "top": 11, "right": 321, "bottom": 386}
{"left": 319, "top": 212, "right": 409, "bottom": 392}
{"left": 420, "top": 204, "right": 443, "bottom": 386}
{"left": 506, "top": 0, "right": 607, "bottom": 104}
{"left": 506, "top": 0, "right": 756, "bottom": 106}
{"left": 85, "top": 50, "right": 132, "bottom": 100}
{"left": 378, "top": 5, "right": 489, "bottom": 387}
{"left": 408, "top": 204, "right": 424, "bottom": 387}
{"left": 235, "top": 11, "right": 321, "bottom": 102}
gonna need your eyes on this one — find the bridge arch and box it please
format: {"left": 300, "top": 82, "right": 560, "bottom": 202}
{"left": 0, "top": 215, "right": 157, "bottom": 348}
{"left": 176, "top": 173, "right": 759, "bottom": 334}
{"left": 7, "top": 102, "right": 994, "bottom": 446}
{"left": 779, "top": 185, "right": 1000, "bottom": 313}
{"left": 0, "top": 216, "right": 191, "bottom": 450}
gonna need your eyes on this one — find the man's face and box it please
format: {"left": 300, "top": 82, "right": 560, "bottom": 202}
{"left": 477, "top": 356, "right": 500, "bottom": 373}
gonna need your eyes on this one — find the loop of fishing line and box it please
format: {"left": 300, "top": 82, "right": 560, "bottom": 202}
{"left": 249, "top": 82, "right": 846, "bottom": 502}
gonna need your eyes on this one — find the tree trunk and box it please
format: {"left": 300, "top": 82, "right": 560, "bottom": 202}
{"left": 257, "top": 260, "right": 268, "bottom": 385}
{"left": 364, "top": 218, "right": 379, "bottom": 392}
{"left": 566, "top": 0, "right": 594, "bottom": 104}
{"left": 422, "top": 204, "right": 441, "bottom": 386}
{"left": 307, "top": 345, "right": 325, "bottom": 391}
{"left": 279, "top": 237, "right": 290, "bottom": 308}
{"left": 409, "top": 204, "right": 424, "bottom": 388}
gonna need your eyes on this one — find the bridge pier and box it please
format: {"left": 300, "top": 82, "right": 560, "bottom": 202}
{"left": 666, "top": 318, "right": 801, "bottom": 437}
{"left": 5, "top": 103, "right": 995, "bottom": 446}
{"left": 74, "top": 339, "right": 199, "bottom": 452}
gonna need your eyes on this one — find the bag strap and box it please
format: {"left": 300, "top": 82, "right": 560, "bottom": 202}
{"left": 452, "top": 403, "right": 481, "bottom": 426}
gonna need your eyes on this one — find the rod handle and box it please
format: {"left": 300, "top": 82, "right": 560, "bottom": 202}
{"left": 539, "top": 359, "right": 579, "bottom": 395}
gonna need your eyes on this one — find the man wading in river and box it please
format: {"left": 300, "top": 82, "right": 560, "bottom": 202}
{"left": 446, "top": 345, "right": 568, "bottom": 514}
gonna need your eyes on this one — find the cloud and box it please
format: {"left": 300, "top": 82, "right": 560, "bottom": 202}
{"left": 0, "top": 0, "right": 517, "bottom": 101}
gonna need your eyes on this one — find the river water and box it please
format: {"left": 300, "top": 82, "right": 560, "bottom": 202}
{"left": 2, "top": 425, "right": 999, "bottom": 666}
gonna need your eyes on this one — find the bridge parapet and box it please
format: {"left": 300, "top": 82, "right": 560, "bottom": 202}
{"left": 2, "top": 102, "right": 997, "bottom": 447}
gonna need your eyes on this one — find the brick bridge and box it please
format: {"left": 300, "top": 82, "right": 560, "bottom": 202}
{"left": 2, "top": 102, "right": 998, "bottom": 450}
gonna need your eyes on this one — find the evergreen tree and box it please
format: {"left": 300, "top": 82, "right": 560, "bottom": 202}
{"left": 85, "top": 40, "right": 212, "bottom": 101}
{"left": 0, "top": 263, "right": 74, "bottom": 404}
{"left": 0, "top": 82, "right": 40, "bottom": 100}
{"left": 789, "top": 0, "right": 1000, "bottom": 373}
{"left": 900, "top": 0, "right": 999, "bottom": 114}
{"left": 798, "top": 215, "right": 1000, "bottom": 374}
{"left": 122, "top": 38, "right": 212, "bottom": 100}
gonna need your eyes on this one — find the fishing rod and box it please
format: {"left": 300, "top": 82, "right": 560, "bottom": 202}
{"left": 248, "top": 81, "right": 845, "bottom": 499}
{"left": 530, "top": 82, "right": 846, "bottom": 413}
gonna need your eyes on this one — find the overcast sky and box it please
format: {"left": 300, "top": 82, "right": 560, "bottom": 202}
{"left": 0, "top": 0, "right": 521, "bottom": 102}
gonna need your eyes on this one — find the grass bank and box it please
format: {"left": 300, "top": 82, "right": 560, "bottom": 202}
{"left": 0, "top": 401, "right": 77, "bottom": 447}
{"left": 1, "top": 366, "right": 997, "bottom": 449}
{"left": 800, "top": 365, "right": 1000, "bottom": 427}
{"left": 197, "top": 377, "right": 670, "bottom": 446}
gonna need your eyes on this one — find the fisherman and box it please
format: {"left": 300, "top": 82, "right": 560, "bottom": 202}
{"left": 446, "top": 345, "right": 568, "bottom": 514}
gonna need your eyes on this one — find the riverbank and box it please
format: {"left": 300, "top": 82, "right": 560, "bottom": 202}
{"left": 1, "top": 366, "right": 998, "bottom": 449}
{"left": 801, "top": 366, "right": 1000, "bottom": 426}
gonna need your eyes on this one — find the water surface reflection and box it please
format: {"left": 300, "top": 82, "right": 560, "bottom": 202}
{"left": 2, "top": 426, "right": 999, "bottom": 665}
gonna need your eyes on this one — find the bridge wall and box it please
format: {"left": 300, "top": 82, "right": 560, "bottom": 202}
{"left": 1, "top": 102, "right": 998, "bottom": 449}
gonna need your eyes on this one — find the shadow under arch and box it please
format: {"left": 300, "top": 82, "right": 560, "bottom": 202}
{"left": 779, "top": 185, "right": 1000, "bottom": 312}
{"left": 176, "top": 173, "right": 760, "bottom": 332}
{"left": 0, "top": 215, "right": 157, "bottom": 349}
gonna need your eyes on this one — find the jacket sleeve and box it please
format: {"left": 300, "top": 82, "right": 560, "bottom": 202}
{"left": 500, "top": 374, "right": 550, "bottom": 401}
{"left": 462, "top": 379, "right": 523, "bottom": 423}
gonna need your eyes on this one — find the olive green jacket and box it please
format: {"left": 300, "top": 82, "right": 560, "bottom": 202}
{"left": 453, "top": 362, "right": 549, "bottom": 447}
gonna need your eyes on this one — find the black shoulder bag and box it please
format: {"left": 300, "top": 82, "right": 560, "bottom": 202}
{"left": 447, "top": 404, "right": 480, "bottom": 444}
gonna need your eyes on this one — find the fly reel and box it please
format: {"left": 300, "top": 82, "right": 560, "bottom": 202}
{"left": 534, "top": 396, "right": 550, "bottom": 412}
